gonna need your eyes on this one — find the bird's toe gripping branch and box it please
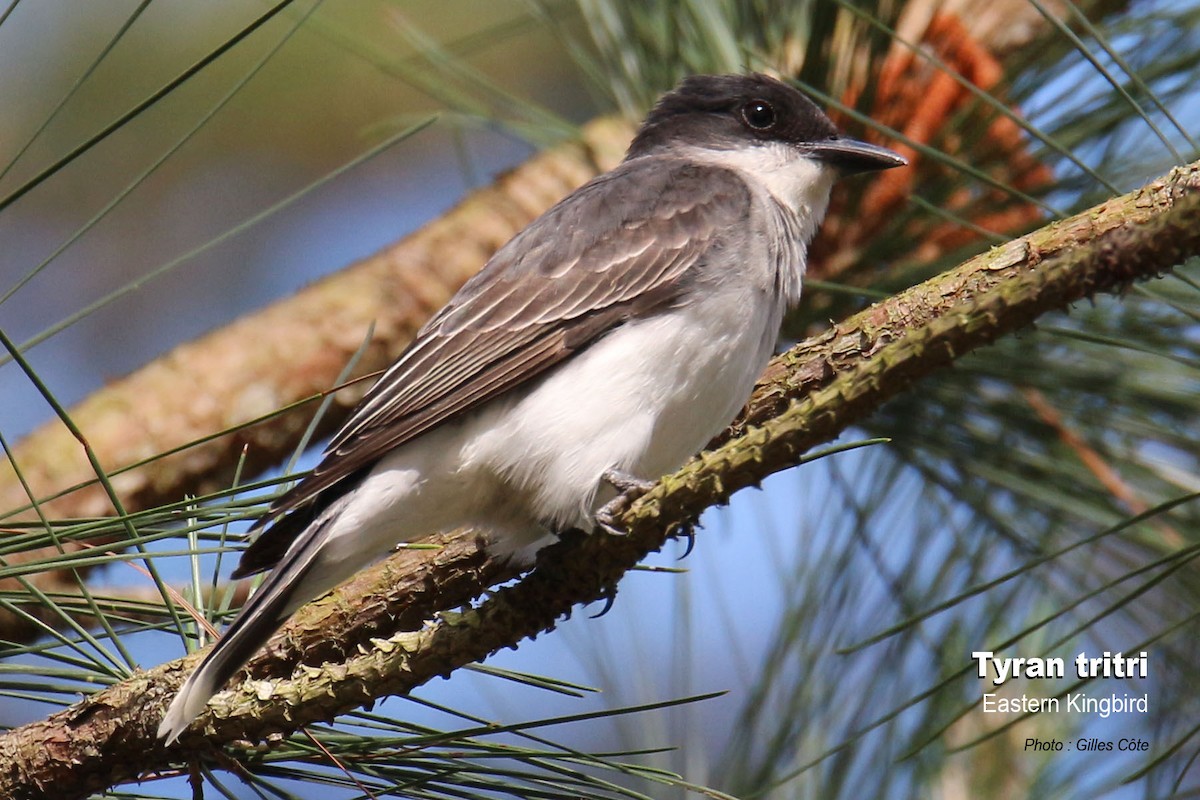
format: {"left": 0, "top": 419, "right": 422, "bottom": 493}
{"left": 595, "top": 469, "right": 658, "bottom": 535}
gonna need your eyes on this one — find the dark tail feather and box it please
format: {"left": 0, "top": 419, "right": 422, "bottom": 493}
{"left": 233, "top": 504, "right": 316, "bottom": 579}
{"left": 158, "top": 522, "right": 330, "bottom": 743}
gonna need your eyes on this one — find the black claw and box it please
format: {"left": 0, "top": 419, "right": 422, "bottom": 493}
{"left": 677, "top": 526, "right": 697, "bottom": 559}
{"left": 590, "top": 584, "right": 618, "bottom": 618}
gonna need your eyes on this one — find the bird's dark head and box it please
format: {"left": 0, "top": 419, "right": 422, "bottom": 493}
{"left": 626, "top": 73, "right": 906, "bottom": 175}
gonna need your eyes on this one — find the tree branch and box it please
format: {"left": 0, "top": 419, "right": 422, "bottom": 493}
{"left": 2, "top": 156, "right": 1196, "bottom": 800}
{"left": 0, "top": 0, "right": 1094, "bottom": 644}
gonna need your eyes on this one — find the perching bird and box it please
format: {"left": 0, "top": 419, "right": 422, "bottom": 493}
{"left": 158, "top": 72, "right": 906, "bottom": 742}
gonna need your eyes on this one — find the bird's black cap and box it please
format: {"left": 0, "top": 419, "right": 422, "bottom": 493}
{"left": 627, "top": 73, "right": 906, "bottom": 174}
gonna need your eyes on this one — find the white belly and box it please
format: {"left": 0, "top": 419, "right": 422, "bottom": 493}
{"left": 329, "top": 281, "right": 785, "bottom": 569}
{"left": 459, "top": 283, "right": 783, "bottom": 533}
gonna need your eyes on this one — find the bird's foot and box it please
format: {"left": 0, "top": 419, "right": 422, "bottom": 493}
{"left": 594, "top": 500, "right": 628, "bottom": 536}
{"left": 601, "top": 469, "right": 656, "bottom": 495}
{"left": 594, "top": 469, "right": 656, "bottom": 536}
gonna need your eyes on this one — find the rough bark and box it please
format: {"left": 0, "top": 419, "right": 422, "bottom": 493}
{"left": 1, "top": 157, "right": 1196, "bottom": 800}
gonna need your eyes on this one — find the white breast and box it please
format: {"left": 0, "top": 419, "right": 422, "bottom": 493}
{"left": 458, "top": 279, "right": 783, "bottom": 534}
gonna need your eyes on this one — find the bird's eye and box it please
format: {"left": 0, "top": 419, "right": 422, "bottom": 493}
{"left": 740, "top": 100, "right": 776, "bottom": 131}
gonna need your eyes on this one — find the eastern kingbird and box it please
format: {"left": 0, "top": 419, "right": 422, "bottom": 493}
{"left": 158, "top": 73, "right": 905, "bottom": 742}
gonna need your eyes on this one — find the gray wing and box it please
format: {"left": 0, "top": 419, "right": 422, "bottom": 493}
{"left": 237, "top": 158, "right": 752, "bottom": 575}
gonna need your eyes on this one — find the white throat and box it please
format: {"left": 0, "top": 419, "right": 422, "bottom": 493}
{"left": 678, "top": 141, "right": 835, "bottom": 241}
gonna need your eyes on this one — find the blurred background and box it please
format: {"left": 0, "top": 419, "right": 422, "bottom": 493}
{"left": 1, "top": 1, "right": 1198, "bottom": 798}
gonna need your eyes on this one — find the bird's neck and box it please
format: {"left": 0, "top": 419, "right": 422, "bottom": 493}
{"left": 671, "top": 142, "right": 834, "bottom": 242}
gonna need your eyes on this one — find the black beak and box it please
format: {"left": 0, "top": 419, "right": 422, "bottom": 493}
{"left": 805, "top": 136, "right": 907, "bottom": 175}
